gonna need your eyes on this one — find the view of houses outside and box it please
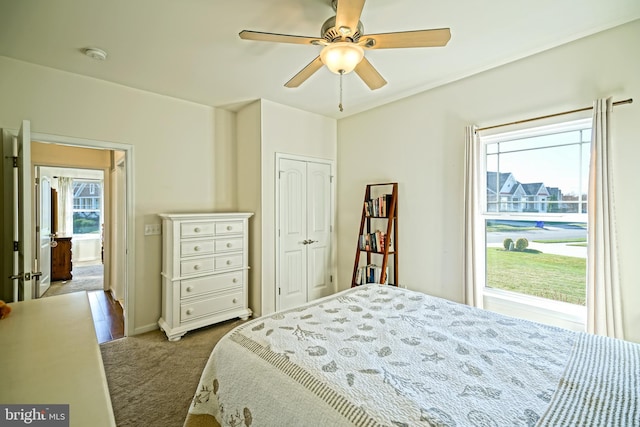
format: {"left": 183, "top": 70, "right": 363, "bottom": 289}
{"left": 482, "top": 121, "right": 591, "bottom": 306}
{"left": 486, "top": 171, "right": 587, "bottom": 214}
{"left": 72, "top": 180, "right": 102, "bottom": 234}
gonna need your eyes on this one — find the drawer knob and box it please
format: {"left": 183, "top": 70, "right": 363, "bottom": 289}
{"left": 232, "top": 278, "right": 238, "bottom": 283}
{"left": 232, "top": 298, "right": 238, "bottom": 304}
{"left": 186, "top": 308, "right": 194, "bottom": 315}
{"left": 226, "top": 225, "right": 232, "bottom": 231}
{"left": 194, "top": 246, "right": 200, "bottom": 251}
{"left": 194, "top": 264, "right": 200, "bottom": 270}
{"left": 194, "top": 227, "right": 201, "bottom": 233}
{"left": 226, "top": 260, "right": 231, "bottom": 265}
{"left": 226, "top": 242, "right": 232, "bottom": 248}
{"left": 186, "top": 286, "right": 193, "bottom": 292}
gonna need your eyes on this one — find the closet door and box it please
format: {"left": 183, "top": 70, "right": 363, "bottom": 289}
{"left": 278, "top": 158, "right": 307, "bottom": 309}
{"left": 306, "top": 161, "right": 332, "bottom": 302}
{"left": 277, "top": 157, "right": 333, "bottom": 311}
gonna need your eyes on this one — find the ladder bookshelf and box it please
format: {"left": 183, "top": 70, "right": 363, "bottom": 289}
{"left": 352, "top": 182, "right": 398, "bottom": 287}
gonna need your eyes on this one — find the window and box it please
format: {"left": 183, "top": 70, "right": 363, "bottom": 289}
{"left": 72, "top": 180, "right": 103, "bottom": 234}
{"left": 480, "top": 119, "right": 590, "bottom": 307}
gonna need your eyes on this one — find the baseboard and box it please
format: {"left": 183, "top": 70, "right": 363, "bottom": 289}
{"left": 107, "top": 288, "right": 124, "bottom": 309}
{"left": 133, "top": 323, "right": 159, "bottom": 336}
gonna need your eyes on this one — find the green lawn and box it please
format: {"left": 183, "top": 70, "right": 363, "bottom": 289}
{"left": 486, "top": 248, "right": 586, "bottom": 305}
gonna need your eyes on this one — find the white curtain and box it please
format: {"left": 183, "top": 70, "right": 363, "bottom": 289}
{"left": 463, "top": 125, "right": 483, "bottom": 308}
{"left": 57, "top": 177, "right": 74, "bottom": 237}
{"left": 587, "top": 97, "right": 624, "bottom": 339}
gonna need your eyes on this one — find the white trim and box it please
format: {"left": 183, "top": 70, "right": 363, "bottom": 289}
{"left": 475, "top": 117, "right": 591, "bottom": 329}
{"left": 483, "top": 287, "right": 586, "bottom": 331}
{"left": 480, "top": 118, "right": 592, "bottom": 142}
{"left": 30, "top": 131, "right": 135, "bottom": 337}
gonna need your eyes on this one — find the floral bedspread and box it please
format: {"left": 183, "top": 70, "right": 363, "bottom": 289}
{"left": 185, "top": 284, "right": 583, "bottom": 427}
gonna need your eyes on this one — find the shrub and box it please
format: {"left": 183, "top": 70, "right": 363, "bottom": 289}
{"left": 503, "top": 238, "right": 514, "bottom": 251}
{"left": 515, "top": 237, "right": 529, "bottom": 251}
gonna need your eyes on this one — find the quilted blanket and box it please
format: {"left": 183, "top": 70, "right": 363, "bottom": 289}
{"left": 184, "top": 284, "right": 638, "bottom": 427}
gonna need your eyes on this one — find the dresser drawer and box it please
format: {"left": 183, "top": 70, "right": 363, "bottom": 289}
{"left": 181, "top": 239, "right": 215, "bottom": 257}
{"left": 181, "top": 291, "right": 244, "bottom": 323}
{"left": 180, "top": 257, "right": 214, "bottom": 276}
{"left": 181, "top": 222, "right": 215, "bottom": 238}
{"left": 214, "top": 254, "right": 243, "bottom": 271}
{"left": 180, "top": 272, "right": 242, "bottom": 299}
{"left": 215, "top": 221, "right": 243, "bottom": 235}
{"left": 215, "top": 238, "right": 243, "bottom": 253}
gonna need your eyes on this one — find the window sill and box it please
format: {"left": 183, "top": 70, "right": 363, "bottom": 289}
{"left": 482, "top": 287, "right": 586, "bottom": 332}
{"left": 71, "top": 234, "right": 101, "bottom": 241}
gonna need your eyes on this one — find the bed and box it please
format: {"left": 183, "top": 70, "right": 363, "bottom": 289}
{"left": 184, "top": 284, "right": 639, "bottom": 427}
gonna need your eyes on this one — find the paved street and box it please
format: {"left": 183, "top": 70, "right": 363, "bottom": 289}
{"left": 487, "top": 222, "right": 587, "bottom": 258}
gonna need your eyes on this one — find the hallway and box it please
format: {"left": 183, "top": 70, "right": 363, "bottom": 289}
{"left": 42, "top": 263, "right": 124, "bottom": 343}
{"left": 88, "top": 290, "right": 125, "bottom": 344}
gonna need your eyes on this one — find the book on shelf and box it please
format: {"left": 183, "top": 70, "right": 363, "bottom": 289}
{"left": 358, "top": 230, "right": 394, "bottom": 252}
{"left": 354, "top": 264, "right": 389, "bottom": 285}
{"left": 364, "top": 193, "right": 394, "bottom": 217}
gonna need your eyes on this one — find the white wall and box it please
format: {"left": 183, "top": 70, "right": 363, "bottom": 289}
{"left": 0, "top": 56, "right": 235, "bottom": 334}
{"left": 337, "top": 20, "right": 640, "bottom": 343}
{"left": 237, "top": 99, "right": 337, "bottom": 316}
{"left": 260, "top": 100, "right": 337, "bottom": 315}
{"left": 236, "top": 101, "right": 263, "bottom": 315}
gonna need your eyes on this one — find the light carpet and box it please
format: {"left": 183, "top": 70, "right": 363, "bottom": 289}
{"left": 100, "top": 318, "right": 244, "bottom": 427}
{"left": 43, "top": 264, "right": 104, "bottom": 297}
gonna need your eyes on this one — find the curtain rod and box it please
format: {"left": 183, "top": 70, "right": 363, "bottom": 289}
{"left": 476, "top": 98, "right": 633, "bottom": 133}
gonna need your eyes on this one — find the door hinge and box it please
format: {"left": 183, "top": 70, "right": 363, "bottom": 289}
{"left": 12, "top": 156, "right": 18, "bottom": 167}
{"left": 13, "top": 241, "right": 19, "bottom": 251}
{"left": 330, "top": 275, "right": 333, "bottom": 283}
{"left": 278, "top": 287, "right": 281, "bottom": 295}
{"left": 330, "top": 175, "right": 334, "bottom": 183}
{"left": 35, "top": 177, "right": 39, "bottom": 185}
{"left": 278, "top": 170, "right": 283, "bottom": 179}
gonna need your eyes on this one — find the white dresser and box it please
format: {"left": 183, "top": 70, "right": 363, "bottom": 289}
{"left": 158, "top": 212, "right": 253, "bottom": 341}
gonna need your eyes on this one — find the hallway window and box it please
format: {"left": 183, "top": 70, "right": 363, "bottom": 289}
{"left": 72, "top": 180, "right": 103, "bottom": 234}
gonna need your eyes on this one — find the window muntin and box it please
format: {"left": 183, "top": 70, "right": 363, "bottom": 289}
{"left": 480, "top": 119, "right": 590, "bottom": 306}
{"left": 72, "top": 180, "right": 102, "bottom": 235}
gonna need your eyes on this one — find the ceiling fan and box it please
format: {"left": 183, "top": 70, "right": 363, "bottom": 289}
{"left": 239, "top": 0, "right": 451, "bottom": 91}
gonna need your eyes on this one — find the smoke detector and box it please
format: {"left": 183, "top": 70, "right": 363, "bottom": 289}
{"left": 83, "top": 47, "right": 108, "bottom": 61}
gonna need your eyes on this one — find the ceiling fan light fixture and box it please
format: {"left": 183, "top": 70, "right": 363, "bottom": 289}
{"left": 320, "top": 42, "right": 364, "bottom": 74}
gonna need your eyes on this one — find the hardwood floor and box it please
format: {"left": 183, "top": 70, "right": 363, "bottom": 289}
{"left": 88, "top": 290, "right": 125, "bottom": 344}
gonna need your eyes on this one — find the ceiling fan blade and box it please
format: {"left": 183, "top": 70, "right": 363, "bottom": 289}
{"left": 285, "top": 56, "right": 324, "bottom": 88}
{"left": 335, "top": 0, "right": 366, "bottom": 35}
{"left": 239, "top": 30, "right": 322, "bottom": 46}
{"left": 354, "top": 57, "right": 387, "bottom": 90}
{"left": 363, "top": 28, "right": 451, "bottom": 49}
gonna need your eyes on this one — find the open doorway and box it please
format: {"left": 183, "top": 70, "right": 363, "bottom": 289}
{"left": 29, "top": 140, "right": 129, "bottom": 343}
{"left": 35, "top": 166, "right": 124, "bottom": 343}
{"left": 1, "top": 123, "right": 134, "bottom": 340}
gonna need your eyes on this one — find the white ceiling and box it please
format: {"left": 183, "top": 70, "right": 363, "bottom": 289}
{"left": 1, "top": 0, "right": 639, "bottom": 119}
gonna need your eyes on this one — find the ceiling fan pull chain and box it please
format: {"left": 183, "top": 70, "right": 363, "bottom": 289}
{"left": 339, "top": 70, "right": 344, "bottom": 112}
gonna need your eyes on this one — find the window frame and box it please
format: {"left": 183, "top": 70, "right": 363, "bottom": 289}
{"left": 71, "top": 179, "right": 103, "bottom": 237}
{"left": 476, "top": 118, "right": 590, "bottom": 330}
